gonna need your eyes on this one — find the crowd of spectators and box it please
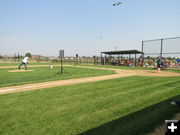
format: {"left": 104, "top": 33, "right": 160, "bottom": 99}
{"left": 111, "top": 59, "right": 134, "bottom": 66}
{"left": 110, "top": 57, "right": 180, "bottom": 68}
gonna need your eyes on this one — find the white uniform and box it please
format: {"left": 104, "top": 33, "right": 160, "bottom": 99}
{"left": 22, "top": 57, "right": 28, "bottom": 63}
{"left": 18, "top": 56, "right": 28, "bottom": 70}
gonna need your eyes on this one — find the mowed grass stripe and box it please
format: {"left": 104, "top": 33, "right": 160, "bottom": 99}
{"left": 53, "top": 77, "right": 179, "bottom": 121}
{"left": 58, "top": 78, "right": 175, "bottom": 112}
{"left": 41, "top": 77, "right": 179, "bottom": 109}
{"left": 50, "top": 78, "right": 146, "bottom": 102}
{"left": 60, "top": 79, "right": 180, "bottom": 134}
{"left": 73, "top": 85, "right": 179, "bottom": 129}
{"left": 0, "top": 76, "right": 180, "bottom": 135}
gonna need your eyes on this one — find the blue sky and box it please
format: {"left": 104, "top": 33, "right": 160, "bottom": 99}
{"left": 0, "top": 0, "right": 180, "bottom": 57}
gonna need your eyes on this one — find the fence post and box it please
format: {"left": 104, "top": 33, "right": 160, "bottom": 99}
{"left": 142, "top": 41, "right": 144, "bottom": 58}
{"left": 100, "top": 53, "right": 102, "bottom": 65}
{"left": 135, "top": 53, "right": 137, "bottom": 66}
{"left": 160, "top": 38, "right": 163, "bottom": 58}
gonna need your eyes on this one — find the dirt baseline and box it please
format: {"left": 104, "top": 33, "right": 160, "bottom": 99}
{"left": 0, "top": 65, "right": 180, "bottom": 94}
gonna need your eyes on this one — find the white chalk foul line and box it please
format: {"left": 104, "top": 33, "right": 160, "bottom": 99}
{"left": 0, "top": 80, "right": 92, "bottom": 92}
{"left": 0, "top": 89, "right": 16, "bottom": 92}
{"left": 0, "top": 78, "right": 92, "bottom": 92}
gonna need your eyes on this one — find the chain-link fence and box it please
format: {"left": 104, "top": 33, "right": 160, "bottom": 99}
{"left": 142, "top": 37, "right": 180, "bottom": 68}
{"left": 142, "top": 37, "right": 180, "bottom": 58}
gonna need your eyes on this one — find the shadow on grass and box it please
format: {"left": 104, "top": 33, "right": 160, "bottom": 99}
{"left": 79, "top": 95, "right": 180, "bottom": 135}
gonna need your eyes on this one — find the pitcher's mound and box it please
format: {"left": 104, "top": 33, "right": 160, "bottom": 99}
{"left": 8, "top": 70, "right": 35, "bottom": 72}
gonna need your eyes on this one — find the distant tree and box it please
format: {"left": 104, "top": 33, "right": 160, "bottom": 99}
{"left": 25, "top": 52, "right": 32, "bottom": 58}
{"left": 167, "top": 57, "right": 173, "bottom": 60}
{"left": 146, "top": 56, "right": 151, "bottom": 59}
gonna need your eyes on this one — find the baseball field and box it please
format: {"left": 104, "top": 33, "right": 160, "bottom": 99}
{"left": 0, "top": 64, "right": 180, "bottom": 135}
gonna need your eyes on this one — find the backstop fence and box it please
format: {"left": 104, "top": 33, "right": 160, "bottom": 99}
{"left": 142, "top": 37, "right": 180, "bottom": 58}
{"left": 142, "top": 36, "right": 180, "bottom": 68}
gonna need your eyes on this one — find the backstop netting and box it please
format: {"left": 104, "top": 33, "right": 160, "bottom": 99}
{"left": 142, "top": 37, "right": 180, "bottom": 58}
{"left": 142, "top": 37, "right": 180, "bottom": 68}
{"left": 163, "top": 37, "right": 180, "bottom": 58}
{"left": 142, "top": 39, "right": 161, "bottom": 57}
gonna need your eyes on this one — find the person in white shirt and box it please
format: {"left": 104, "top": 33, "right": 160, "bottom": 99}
{"left": 18, "top": 56, "right": 28, "bottom": 70}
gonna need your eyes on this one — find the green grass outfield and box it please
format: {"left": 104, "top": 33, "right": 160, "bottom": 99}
{"left": 0, "top": 76, "right": 180, "bottom": 135}
{"left": 0, "top": 66, "right": 115, "bottom": 87}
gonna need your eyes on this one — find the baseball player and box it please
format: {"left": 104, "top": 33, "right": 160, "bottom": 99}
{"left": 18, "top": 56, "right": 28, "bottom": 70}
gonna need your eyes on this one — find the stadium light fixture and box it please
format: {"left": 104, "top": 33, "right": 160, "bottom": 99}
{"left": 113, "top": 1, "right": 122, "bottom": 6}
{"left": 113, "top": 1, "right": 122, "bottom": 51}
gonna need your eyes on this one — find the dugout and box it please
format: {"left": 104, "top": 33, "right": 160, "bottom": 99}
{"left": 101, "top": 50, "right": 143, "bottom": 66}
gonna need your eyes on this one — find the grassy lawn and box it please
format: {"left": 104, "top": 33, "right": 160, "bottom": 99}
{"left": 0, "top": 66, "right": 115, "bottom": 87}
{"left": 164, "top": 68, "right": 180, "bottom": 73}
{"left": 0, "top": 76, "right": 179, "bottom": 135}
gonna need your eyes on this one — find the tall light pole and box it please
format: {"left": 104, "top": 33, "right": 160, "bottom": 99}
{"left": 113, "top": 1, "right": 122, "bottom": 51}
